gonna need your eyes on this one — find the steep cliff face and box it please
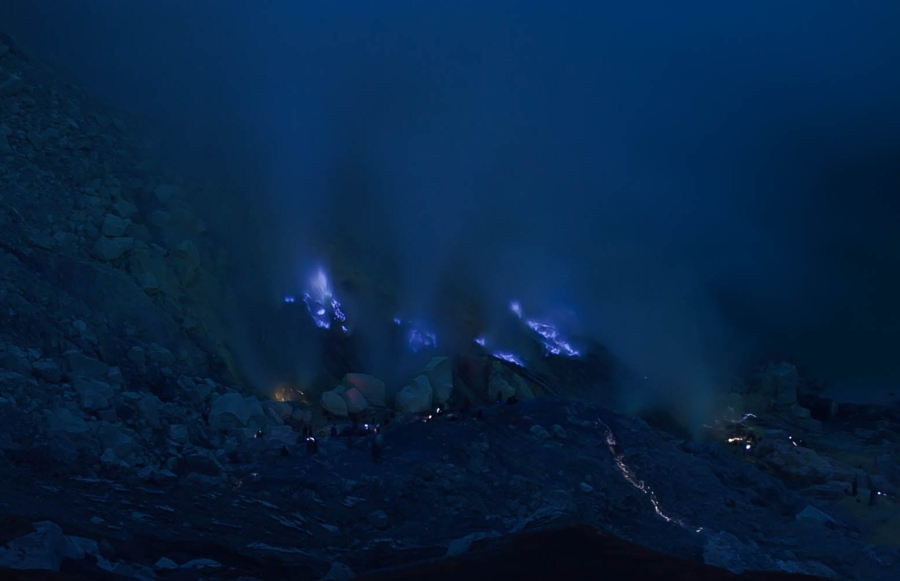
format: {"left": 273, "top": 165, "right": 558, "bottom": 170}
{"left": 0, "top": 31, "right": 243, "bottom": 387}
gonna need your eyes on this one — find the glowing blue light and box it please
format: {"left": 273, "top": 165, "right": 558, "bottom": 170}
{"left": 474, "top": 337, "right": 486, "bottom": 347}
{"left": 526, "top": 319, "right": 579, "bottom": 357}
{"left": 493, "top": 352, "right": 525, "bottom": 367}
{"left": 393, "top": 317, "right": 402, "bottom": 325}
{"left": 283, "top": 295, "right": 296, "bottom": 304}
{"left": 408, "top": 326, "right": 437, "bottom": 353}
{"left": 295, "top": 267, "right": 349, "bottom": 332}
{"left": 510, "top": 301, "right": 523, "bottom": 319}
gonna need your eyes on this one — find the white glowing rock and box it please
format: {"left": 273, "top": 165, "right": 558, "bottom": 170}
{"left": 395, "top": 375, "right": 433, "bottom": 413}
{"left": 321, "top": 388, "right": 349, "bottom": 417}
{"left": 342, "top": 373, "right": 386, "bottom": 407}
{"left": 423, "top": 357, "right": 453, "bottom": 405}
{"left": 342, "top": 387, "right": 369, "bottom": 414}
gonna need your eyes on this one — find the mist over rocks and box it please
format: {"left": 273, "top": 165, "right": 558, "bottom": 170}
{"left": 0, "top": 4, "right": 899, "bottom": 580}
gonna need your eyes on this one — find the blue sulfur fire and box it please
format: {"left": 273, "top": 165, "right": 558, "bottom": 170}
{"left": 526, "top": 320, "right": 580, "bottom": 357}
{"left": 287, "top": 267, "right": 349, "bottom": 333}
{"left": 394, "top": 317, "right": 438, "bottom": 352}
{"left": 474, "top": 337, "right": 486, "bottom": 347}
{"left": 508, "top": 300, "right": 580, "bottom": 358}
{"left": 408, "top": 327, "right": 438, "bottom": 353}
{"left": 493, "top": 351, "right": 526, "bottom": 367}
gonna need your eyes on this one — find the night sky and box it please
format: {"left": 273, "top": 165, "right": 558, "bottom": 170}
{"left": 3, "top": 1, "right": 899, "bottom": 405}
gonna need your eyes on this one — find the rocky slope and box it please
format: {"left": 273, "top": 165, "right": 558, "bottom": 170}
{"left": 1, "top": 28, "right": 899, "bottom": 581}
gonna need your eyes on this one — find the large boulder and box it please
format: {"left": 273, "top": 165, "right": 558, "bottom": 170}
{"left": 64, "top": 351, "right": 109, "bottom": 380}
{"left": 208, "top": 393, "right": 265, "bottom": 430}
{"left": 101, "top": 214, "right": 130, "bottom": 237}
{"left": 321, "top": 388, "right": 349, "bottom": 417}
{"left": 92, "top": 236, "right": 134, "bottom": 261}
{"left": 395, "top": 375, "right": 433, "bottom": 413}
{"left": 261, "top": 400, "right": 293, "bottom": 422}
{"left": 91, "top": 422, "right": 137, "bottom": 460}
{"left": 73, "top": 378, "right": 115, "bottom": 412}
{"left": 342, "top": 373, "right": 386, "bottom": 407}
{"left": 0, "top": 521, "right": 66, "bottom": 572}
{"left": 423, "top": 357, "right": 453, "bottom": 405}
{"left": 759, "top": 433, "right": 835, "bottom": 486}
{"left": 46, "top": 408, "right": 88, "bottom": 435}
{"left": 136, "top": 393, "right": 162, "bottom": 428}
{"left": 342, "top": 387, "right": 369, "bottom": 414}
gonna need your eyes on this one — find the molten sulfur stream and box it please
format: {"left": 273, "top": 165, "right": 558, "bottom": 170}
{"left": 598, "top": 419, "right": 703, "bottom": 533}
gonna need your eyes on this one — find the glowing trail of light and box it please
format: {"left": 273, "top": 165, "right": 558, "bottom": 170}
{"left": 598, "top": 419, "right": 703, "bottom": 533}
{"left": 526, "top": 320, "right": 580, "bottom": 357}
{"left": 493, "top": 351, "right": 525, "bottom": 367}
{"left": 474, "top": 337, "right": 486, "bottom": 347}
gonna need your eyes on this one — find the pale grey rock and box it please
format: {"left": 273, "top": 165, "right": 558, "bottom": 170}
{"left": 91, "top": 422, "right": 137, "bottom": 459}
{"left": 342, "top": 373, "right": 386, "bottom": 407}
{"left": 64, "top": 351, "right": 109, "bottom": 379}
{"left": 446, "top": 531, "right": 502, "bottom": 556}
{"left": 423, "top": 356, "right": 453, "bottom": 405}
{"left": 321, "top": 387, "right": 349, "bottom": 417}
{"left": 62, "top": 536, "right": 99, "bottom": 561}
{"left": 0, "top": 521, "right": 65, "bottom": 572}
{"left": 137, "top": 272, "right": 160, "bottom": 294}
{"left": 74, "top": 378, "right": 115, "bottom": 412}
{"left": 32, "top": 360, "right": 62, "bottom": 382}
{"left": 320, "top": 561, "right": 355, "bottom": 581}
{"left": 101, "top": 214, "right": 130, "bottom": 237}
{"left": 208, "top": 392, "right": 259, "bottom": 430}
{"left": 530, "top": 424, "right": 551, "bottom": 440}
{"left": 111, "top": 200, "right": 138, "bottom": 219}
{"left": 342, "top": 387, "right": 368, "bottom": 414}
{"left": 137, "top": 393, "right": 162, "bottom": 428}
{"left": 181, "top": 558, "right": 221, "bottom": 569}
{"left": 92, "top": 236, "right": 133, "bottom": 261}
{"left": 395, "top": 375, "right": 433, "bottom": 413}
{"left": 154, "top": 557, "right": 178, "bottom": 570}
{"left": 795, "top": 504, "right": 837, "bottom": 527}
{"left": 127, "top": 346, "right": 145, "bottom": 364}
{"left": 47, "top": 408, "right": 88, "bottom": 434}
{"left": 146, "top": 343, "right": 175, "bottom": 366}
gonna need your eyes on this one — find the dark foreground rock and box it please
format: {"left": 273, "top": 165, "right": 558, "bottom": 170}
{"left": 357, "top": 524, "right": 831, "bottom": 581}
{"left": 0, "top": 397, "right": 896, "bottom": 581}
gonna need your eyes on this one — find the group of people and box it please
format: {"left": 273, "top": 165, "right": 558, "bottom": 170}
{"left": 293, "top": 394, "right": 508, "bottom": 464}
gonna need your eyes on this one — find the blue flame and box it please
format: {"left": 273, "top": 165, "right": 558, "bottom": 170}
{"left": 510, "top": 300, "right": 523, "bottom": 319}
{"left": 295, "top": 267, "right": 349, "bottom": 333}
{"left": 474, "top": 337, "right": 486, "bottom": 347}
{"left": 407, "top": 326, "right": 437, "bottom": 353}
{"left": 493, "top": 351, "right": 525, "bottom": 367}
{"left": 526, "top": 319, "right": 579, "bottom": 357}
{"left": 283, "top": 295, "right": 296, "bottom": 304}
